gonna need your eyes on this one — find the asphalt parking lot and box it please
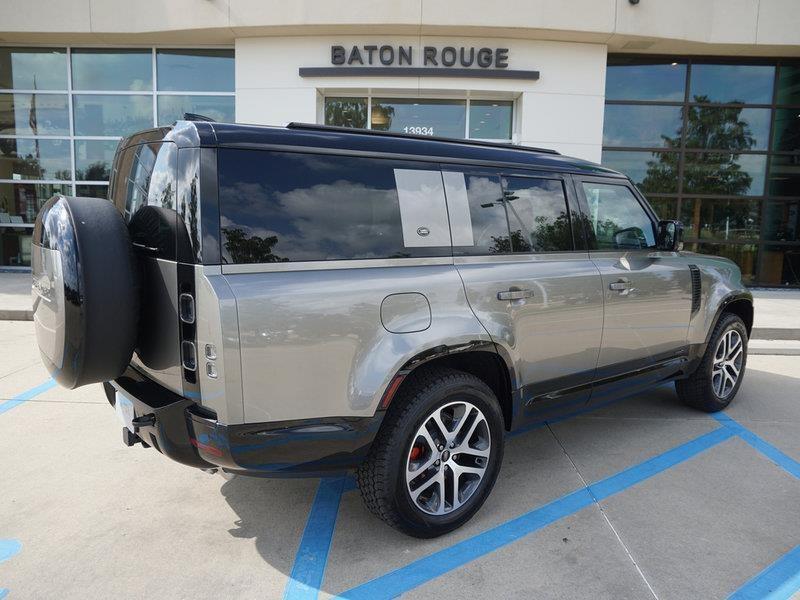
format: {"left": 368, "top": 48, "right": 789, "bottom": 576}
{"left": 1, "top": 320, "right": 799, "bottom": 600}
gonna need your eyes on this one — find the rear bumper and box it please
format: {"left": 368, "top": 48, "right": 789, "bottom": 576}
{"left": 106, "top": 366, "right": 383, "bottom": 477}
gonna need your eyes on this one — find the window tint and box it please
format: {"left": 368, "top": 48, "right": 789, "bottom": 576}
{"left": 218, "top": 150, "right": 452, "bottom": 264}
{"left": 444, "top": 171, "right": 509, "bottom": 255}
{"left": 501, "top": 177, "right": 572, "bottom": 252}
{"left": 581, "top": 182, "right": 656, "bottom": 250}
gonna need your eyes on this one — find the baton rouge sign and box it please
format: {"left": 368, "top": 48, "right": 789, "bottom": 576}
{"left": 297, "top": 45, "right": 539, "bottom": 80}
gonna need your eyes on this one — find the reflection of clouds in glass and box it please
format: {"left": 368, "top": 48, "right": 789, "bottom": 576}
{"left": 221, "top": 179, "right": 401, "bottom": 261}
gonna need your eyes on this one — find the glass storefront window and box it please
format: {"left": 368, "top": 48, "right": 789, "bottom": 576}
{"left": 776, "top": 64, "right": 800, "bottom": 106}
{"left": 682, "top": 152, "right": 766, "bottom": 196}
{"left": 682, "top": 106, "right": 770, "bottom": 151}
{"left": 371, "top": 98, "right": 466, "bottom": 138}
{"left": 0, "top": 182, "right": 69, "bottom": 224}
{"left": 690, "top": 242, "right": 759, "bottom": 283}
{"left": 156, "top": 50, "right": 234, "bottom": 92}
{"left": 601, "top": 150, "right": 680, "bottom": 194}
{"left": 760, "top": 245, "right": 800, "bottom": 286}
{"left": 0, "top": 93, "right": 69, "bottom": 135}
{"left": 648, "top": 197, "right": 678, "bottom": 220}
{"left": 767, "top": 154, "right": 800, "bottom": 196}
{"left": 680, "top": 198, "right": 761, "bottom": 241}
{"left": 0, "top": 48, "right": 67, "bottom": 90}
{"left": 324, "top": 97, "right": 368, "bottom": 129}
{"left": 772, "top": 108, "right": 800, "bottom": 153}
{"left": 690, "top": 64, "right": 775, "bottom": 104}
{"left": 764, "top": 200, "right": 800, "bottom": 242}
{"left": 71, "top": 49, "right": 152, "bottom": 91}
{"left": 157, "top": 95, "right": 235, "bottom": 125}
{"left": 602, "top": 104, "right": 682, "bottom": 148}
{"left": 469, "top": 100, "right": 512, "bottom": 140}
{"left": 606, "top": 58, "right": 686, "bottom": 102}
{"left": 325, "top": 97, "right": 513, "bottom": 140}
{"left": 73, "top": 94, "right": 154, "bottom": 136}
{"left": 0, "top": 46, "right": 234, "bottom": 267}
{"left": 75, "top": 140, "right": 119, "bottom": 181}
{"left": 75, "top": 184, "right": 109, "bottom": 199}
{"left": 0, "top": 138, "right": 70, "bottom": 180}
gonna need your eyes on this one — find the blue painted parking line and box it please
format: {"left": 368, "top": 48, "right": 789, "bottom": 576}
{"left": 0, "top": 539, "right": 21, "bottom": 600}
{"left": 713, "top": 413, "right": 800, "bottom": 480}
{"left": 338, "top": 426, "right": 735, "bottom": 599}
{"left": 728, "top": 544, "right": 800, "bottom": 600}
{"left": 283, "top": 476, "right": 348, "bottom": 600}
{"left": 0, "top": 378, "right": 56, "bottom": 416}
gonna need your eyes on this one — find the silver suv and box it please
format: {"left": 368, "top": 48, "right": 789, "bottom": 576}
{"left": 31, "top": 121, "right": 753, "bottom": 537}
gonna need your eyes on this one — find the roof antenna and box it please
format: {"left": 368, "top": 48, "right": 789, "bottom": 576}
{"left": 182, "top": 112, "right": 216, "bottom": 122}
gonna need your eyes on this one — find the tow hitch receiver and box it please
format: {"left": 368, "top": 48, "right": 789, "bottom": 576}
{"left": 122, "top": 428, "right": 150, "bottom": 448}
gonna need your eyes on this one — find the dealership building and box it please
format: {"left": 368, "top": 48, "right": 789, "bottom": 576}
{"left": 1, "top": 0, "right": 799, "bottom": 286}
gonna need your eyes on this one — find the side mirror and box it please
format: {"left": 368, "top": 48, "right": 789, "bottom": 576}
{"left": 657, "top": 220, "right": 684, "bottom": 252}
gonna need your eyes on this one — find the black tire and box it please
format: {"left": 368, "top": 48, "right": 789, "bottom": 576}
{"left": 357, "top": 367, "right": 505, "bottom": 538}
{"left": 32, "top": 195, "right": 139, "bottom": 389}
{"left": 676, "top": 313, "right": 748, "bottom": 412}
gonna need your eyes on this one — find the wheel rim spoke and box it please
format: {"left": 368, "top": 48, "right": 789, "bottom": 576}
{"left": 712, "top": 329, "right": 745, "bottom": 399}
{"left": 406, "top": 399, "right": 491, "bottom": 516}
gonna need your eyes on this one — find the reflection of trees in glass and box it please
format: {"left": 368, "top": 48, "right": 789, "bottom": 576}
{"left": 76, "top": 161, "right": 110, "bottom": 181}
{"left": 223, "top": 227, "right": 288, "bottom": 264}
{"left": 324, "top": 99, "right": 368, "bottom": 128}
{"left": 642, "top": 95, "right": 755, "bottom": 196}
{"left": 370, "top": 104, "right": 395, "bottom": 131}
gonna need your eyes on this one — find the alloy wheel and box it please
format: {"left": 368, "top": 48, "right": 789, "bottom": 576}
{"left": 712, "top": 329, "right": 744, "bottom": 399}
{"left": 405, "top": 400, "right": 491, "bottom": 516}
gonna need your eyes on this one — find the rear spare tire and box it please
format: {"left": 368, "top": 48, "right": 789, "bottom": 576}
{"left": 32, "top": 195, "right": 139, "bottom": 389}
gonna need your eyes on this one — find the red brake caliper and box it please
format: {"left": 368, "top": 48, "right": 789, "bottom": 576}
{"left": 409, "top": 444, "right": 423, "bottom": 461}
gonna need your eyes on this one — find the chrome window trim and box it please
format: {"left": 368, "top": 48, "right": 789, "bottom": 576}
{"left": 453, "top": 251, "right": 591, "bottom": 265}
{"left": 221, "top": 256, "right": 455, "bottom": 274}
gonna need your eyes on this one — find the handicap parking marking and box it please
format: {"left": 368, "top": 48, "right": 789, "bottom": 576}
{"left": 283, "top": 477, "right": 348, "bottom": 600}
{"left": 713, "top": 413, "right": 800, "bottom": 480}
{"left": 0, "top": 378, "right": 56, "bottom": 416}
{"left": 337, "top": 426, "right": 735, "bottom": 600}
{"left": 728, "top": 544, "right": 800, "bottom": 600}
{"left": 0, "top": 539, "right": 21, "bottom": 600}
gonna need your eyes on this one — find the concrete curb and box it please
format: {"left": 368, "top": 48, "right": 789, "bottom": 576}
{"left": 751, "top": 327, "right": 800, "bottom": 341}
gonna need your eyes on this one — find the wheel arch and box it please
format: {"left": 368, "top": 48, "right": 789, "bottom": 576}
{"left": 380, "top": 343, "right": 516, "bottom": 431}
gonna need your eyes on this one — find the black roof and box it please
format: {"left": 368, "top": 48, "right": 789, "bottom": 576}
{"left": 120, "top": 120, "right": 625, "bottom": 178}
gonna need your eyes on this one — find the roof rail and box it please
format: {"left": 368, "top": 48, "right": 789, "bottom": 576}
{"left": 286, "top": 122, "right": 560, "bottom": 155}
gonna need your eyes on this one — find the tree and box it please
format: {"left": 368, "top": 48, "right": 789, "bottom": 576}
{"left": 222, "top": 227, "right": 288, "bottom": 264}
{"left": 641, "top": 95, "right": 756, "bottom": 196}
{"left": 325, "top": 99, "right": 368, "bottom": 128}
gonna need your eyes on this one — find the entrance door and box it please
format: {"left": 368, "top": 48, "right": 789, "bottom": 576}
{"left": 577, "top": 179, "right": 692, "bottom": 382}
{"left": 445, "top": 168, "right": 604, "bottom": 426}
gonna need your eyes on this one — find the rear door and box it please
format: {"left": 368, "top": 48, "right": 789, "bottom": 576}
{"left": 576, "top": 178, "right": 692, "bottom": 379}
{"left": 445, "top": 167, "right": 604, "bottom": 424}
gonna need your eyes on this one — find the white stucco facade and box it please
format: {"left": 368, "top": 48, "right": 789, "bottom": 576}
{"left": 235, "top": 37, "right": 607, "bottom": 160}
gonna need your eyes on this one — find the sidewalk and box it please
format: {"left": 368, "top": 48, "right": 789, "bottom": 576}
{"left": 2, "top": 271, "right": 799, "bottom": 351}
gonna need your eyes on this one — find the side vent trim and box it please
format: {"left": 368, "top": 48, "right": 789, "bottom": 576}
{"left": 689, "top": 264, "right": 702, "bottom": 315}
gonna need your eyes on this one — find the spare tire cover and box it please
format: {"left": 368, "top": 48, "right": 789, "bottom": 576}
{"left": 32, "top": 195, "right": 139, "bottom": 389}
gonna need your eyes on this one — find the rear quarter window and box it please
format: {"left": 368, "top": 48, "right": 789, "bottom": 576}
{"left": 218, "top": 149, "right": 452, "bottom": 264}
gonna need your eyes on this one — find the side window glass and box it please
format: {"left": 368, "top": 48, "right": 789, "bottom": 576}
{"left": 443, "top": 171, "right": 511, "bottom": 255}
{"left": 218, "top": 150, "right": 452, "bottom": 264}
{"left": 501, "top": 177, "right": 573, "bottom": 252}
{"left": 581, "top": 182, "right": 656, "bottom": 250}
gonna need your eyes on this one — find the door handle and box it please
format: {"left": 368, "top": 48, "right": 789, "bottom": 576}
{"left": 497, "top": 289, "right": 534, "bottom": 301}
{"left": 609, "top": 279, "right": 631, "bottom": 294}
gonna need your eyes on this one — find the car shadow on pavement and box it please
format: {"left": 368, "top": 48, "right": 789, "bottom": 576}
{"left": 215, "top": 364, "right": 800, "bottom": 597}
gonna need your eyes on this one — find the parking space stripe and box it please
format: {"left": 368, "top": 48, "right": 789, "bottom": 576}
{"left": 338, "top": 426, "right": 735, "bottom": 599}
{"left": 0, "top": 539, "right": 21, "bottom": 600}
{"left": 0, "top": 379, "right": 56, "bottom": 416}
{"left": 713, "top": 413, "right": 800, "bottom": 480}
{"left": 728, "top": 544, "right": 800, "bottom": 600}
{"left": 284, "top": 477, "right": 348, "bottom": 600}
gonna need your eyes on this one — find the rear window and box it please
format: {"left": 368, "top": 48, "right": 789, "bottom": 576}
{"left": 218, "top": 149, "right": 452, "bottom": 264}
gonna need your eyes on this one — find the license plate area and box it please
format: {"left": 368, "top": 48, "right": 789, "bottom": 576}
{"left": 115, "top": 391, "right": 135, "bottom": 433}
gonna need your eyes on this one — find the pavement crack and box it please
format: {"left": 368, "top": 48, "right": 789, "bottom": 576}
{"left": 546, "top": 423, "right": 660, "bottom": 600}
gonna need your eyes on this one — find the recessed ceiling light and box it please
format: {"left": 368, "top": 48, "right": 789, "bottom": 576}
{"left": 671, "top": 62, "right": 678, "bottom": 66}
